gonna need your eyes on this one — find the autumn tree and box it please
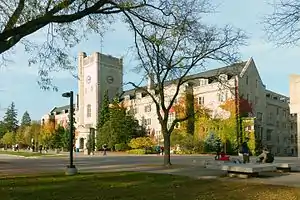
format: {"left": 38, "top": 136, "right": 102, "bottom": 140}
{"left": 0, "top": 0, "right": 176, "bottom": 89}
{"left": 39, "top": 119, "right": 55, "bottom": 147}
{"left": 127, "top": 0, "right": 246, "bottom": 165}
{"left": 1, "top": 132, "right": 15, "bottom": 147}
{"left": 264, "top": 0, "right": 300, "bottom": 46}
{"left": 219, "top": 97, "right": 254, "bottom": 153}
{"left": 29, "top": 121, "right": 41, "bottom": 148}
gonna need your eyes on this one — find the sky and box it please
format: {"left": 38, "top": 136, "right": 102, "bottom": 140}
{"left": 0, "top": 0, "right": 299, "bottom": 121}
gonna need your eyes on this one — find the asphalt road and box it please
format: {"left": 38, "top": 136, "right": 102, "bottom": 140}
{"left": 0, "top": 154, "right": 211, "bottom": 174}
{"left": 1, "top": 153, "right": 300, "bottom": 175}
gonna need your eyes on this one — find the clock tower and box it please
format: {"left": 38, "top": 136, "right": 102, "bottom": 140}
{"left": 77, "top": 52, "right": 123, "bottom": 131}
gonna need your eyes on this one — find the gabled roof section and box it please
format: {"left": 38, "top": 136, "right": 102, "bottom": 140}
{"left": 240, "top": 57, "right": 265, "bottom": 86}
{"left": 50, "top": 104, "right": 74, "bottom": 114}
{"left": 121, "top": 61, "right": 247, "bottom": 98}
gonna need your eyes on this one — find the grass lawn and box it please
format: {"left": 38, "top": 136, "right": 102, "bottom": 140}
{"left": 0, "top": 151, "right": 64, "bottom": 157}
{"left": 0, "top": 172, "right": 299, "bottom": 200}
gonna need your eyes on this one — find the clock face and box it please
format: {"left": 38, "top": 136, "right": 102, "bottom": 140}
{"left": 106, "top": 76, "right": 114, "bottom": 84}
{"left": 86, "top": 75, "right": 91, "bottom": 84}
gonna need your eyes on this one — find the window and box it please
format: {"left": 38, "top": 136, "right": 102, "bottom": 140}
{"left": 144, "top": 105, "right": 151, "bottom": 112}
{"left": 145, "top": 118, "right": 151, "bottom": 125}
{"left": 277, "top": 147, "right": 280, "bottom": 154}
{"left": 283, "top": 110, "right": 287, "bottom": 118}
{"left": 268, "top": 112, "right": 273, "bottom": 121}
{"left": 199, "top": 79, "right": 207, "bottom": 86}
{"left": 218, "top": 92, "right": 227, "bottom": 102}
{"left": 219, "top": 74, "right": 228, "bottom": 81}
{"left": 198, "top": 96, "right": 204, "bottom": 105}
{"left": 266, "top": 129, "right": 272, "bottom": 141}
{"left": 167, "top": 112, "right": 176, "bottom": 129}
{"left": 86, "top": 104, "right": 91, "bottom": 118}
{"left": 255, "top": 96, "right": 258, "bottom": 105}
{"left": 256, "top": 112, "right": 263, "bottom": 121}
{"left": 246, "top": 76, "right": 249, "bottom": 85}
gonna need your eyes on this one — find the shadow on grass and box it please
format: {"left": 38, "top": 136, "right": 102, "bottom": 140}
{"left": 1, "top": 171, "right": 300, "bottom": 200}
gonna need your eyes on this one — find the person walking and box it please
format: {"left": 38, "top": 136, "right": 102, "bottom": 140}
{"left": 102, "top": 144, "right": 108, "bottom": 156}
{"left": 241, "top": 137, "right": 250, "bottom": 164}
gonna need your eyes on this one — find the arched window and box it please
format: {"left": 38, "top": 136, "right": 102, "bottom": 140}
{"left": 87, "top": 104, "right": 91, "bottom": 118}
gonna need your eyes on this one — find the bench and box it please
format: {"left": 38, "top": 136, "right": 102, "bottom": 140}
{"left": 274, "top": 163, "right": 297, "bottom": 172}
{"left": 204, "top": 160, "right": 227, "bottom": 169}
{"left": 220, "top": 163, "right": 276, "bottom": 178}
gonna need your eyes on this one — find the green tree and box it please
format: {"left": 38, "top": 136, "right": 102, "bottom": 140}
{"left": 204, "top": 132, "right": 222, "bottom": 152}
{"left": 128, "top": 1, "right": 246, "bottom": 165}
{"left": 0, "top": 121, "right": 7, "bottom": 138}
{"left": 52, "top": 126, "right": 65, "bottom": 149}
{"left": 21, "top": 111, "right": 31, "bottom": 126}
{"left": 97, "top": 102, "right": 146, "bottom": 149}
{"left": 3, "top": 102, "right": 18, "bottom": 132}
{"left": 97, "top": 90, "right": 110, "bottom": 129}
{"left": 1, "top": 132, "right": 15, "bottom": 147}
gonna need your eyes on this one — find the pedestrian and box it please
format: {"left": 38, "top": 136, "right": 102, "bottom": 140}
{"left": 102, "top": 144, "right": 107, "bottom": 156}
{"left": 161, "top": 146, "right": 164, "bottom": 155}
{"left": 240, "top": 137, "right": 250, "bottom": 164}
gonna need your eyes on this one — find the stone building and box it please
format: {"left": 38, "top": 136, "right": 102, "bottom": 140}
{"left": 42, "top": 53, "right": 296, "bottom": 155}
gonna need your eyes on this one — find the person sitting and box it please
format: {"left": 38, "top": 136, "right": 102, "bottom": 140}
{"left": 218, "top": 152, "right": 230, "bottom": 161}
{"left": 257, "top": 147, "right": 274, "bottom": 163}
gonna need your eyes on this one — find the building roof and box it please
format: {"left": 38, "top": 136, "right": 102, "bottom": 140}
{"left": 50, "top": 104, "right": 75, "bottom": 114}
{"left": 121, "top": 61, "right": 247, "bottom": 97}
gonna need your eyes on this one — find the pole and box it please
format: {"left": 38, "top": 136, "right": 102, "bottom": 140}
{"left": 69, "top": 91, "right": 74, "bottom": 168}
{"left": 235, "top": 76, "right": 240, "bottom": 147}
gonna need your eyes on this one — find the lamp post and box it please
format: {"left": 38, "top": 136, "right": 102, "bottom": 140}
{"left": 62, "top": 91, "right": 77, "bottom": 175}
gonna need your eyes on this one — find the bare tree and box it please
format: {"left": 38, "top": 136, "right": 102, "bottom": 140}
{"left": 125, "top": 0, "right": 247, "bottom": 166}
{"left": 264, "top": 0, "right": 300, "bottom": 46}
{"left": 0, "top": 0, "right": 173, "bottom": 89}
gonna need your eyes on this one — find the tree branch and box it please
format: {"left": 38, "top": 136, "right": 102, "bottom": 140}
{"left": 3, "top": 0, "right": 25, "bottom": 31}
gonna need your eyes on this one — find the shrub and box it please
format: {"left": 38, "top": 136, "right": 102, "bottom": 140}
{"left": 115, "top": 143, "right": 129, "bottom": 151}
{"left": 128, "top": 137, "right": 154, "bottom": 149}
{"left": 127, "top": 149, "right": 146, "bottom": 154}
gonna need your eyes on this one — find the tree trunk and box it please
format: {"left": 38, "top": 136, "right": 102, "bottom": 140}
{"left": 163, "top": 133, "right": 171, "bottom": 166}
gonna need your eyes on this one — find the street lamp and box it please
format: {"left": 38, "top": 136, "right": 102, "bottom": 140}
{"left": 62, "top": 91, "right": 77, "bottom": 175}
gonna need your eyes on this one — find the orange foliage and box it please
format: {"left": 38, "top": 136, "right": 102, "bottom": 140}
{"left": 40, "top": 119, "right": 56, "bottom": 145}
{"left": 220, "top": 97, "right": 253, "bottom": 117}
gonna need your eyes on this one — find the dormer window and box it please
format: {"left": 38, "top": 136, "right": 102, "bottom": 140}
{"left": 199, "top": 79, "right": 208, "bottom": 86}
{"left": 136, "top": 93, "right": 142, "bottom": 99}
{"left": 219, "top": 74, "right": 228, "bottom": 81}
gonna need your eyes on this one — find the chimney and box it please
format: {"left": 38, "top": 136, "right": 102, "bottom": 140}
{"left": 147, "top": 72, "right": 155, "bottom": 90}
